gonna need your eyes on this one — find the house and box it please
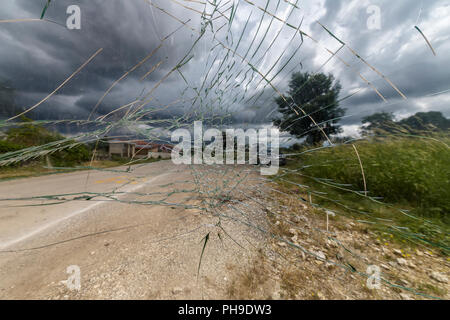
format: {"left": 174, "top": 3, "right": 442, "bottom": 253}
{"left": 108, "top": 140, "right": 135, "bottom": 158}
{"left": 108, "top": 139, "right": 173, "bottom": 159}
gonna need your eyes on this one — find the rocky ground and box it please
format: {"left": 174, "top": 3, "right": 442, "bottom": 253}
{"left": 226, "top": 190, "right": 449, "bottom": 300}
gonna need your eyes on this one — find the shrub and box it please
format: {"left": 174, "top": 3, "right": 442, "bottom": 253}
{"left": 2, "top": 121, "right": 91, "bottom": 168}
{"left": 49, "top": 142, "right": 91, "bottom": 167}
{"left": 0, "top": 140, "right": 25, "bottom": 153}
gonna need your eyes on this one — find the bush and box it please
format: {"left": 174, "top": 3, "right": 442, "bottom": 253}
{"left": 6, "top": 123, "right": 60, "bottom": 147}
{"left": 0, "top": 140, "right": 25, "bottom": 153}
{"left": 49, "top": 143, "right": 91, "bottom": 167}
{"left": 2, "top": 120, "right": 91, "bottom": 168}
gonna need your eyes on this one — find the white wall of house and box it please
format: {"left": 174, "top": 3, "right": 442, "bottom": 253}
{"left": 109, "top": 142, "right": 134, "bottom": 158}
{"left": 109, "top": 143, "right": 124, "bottom": 157}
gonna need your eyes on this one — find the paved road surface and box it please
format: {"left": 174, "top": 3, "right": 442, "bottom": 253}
{"left": 0, "top": 161, "right": 262, "bottom": 299}
{"left": 0, "top": 161, "right": 180, "bottom": 249}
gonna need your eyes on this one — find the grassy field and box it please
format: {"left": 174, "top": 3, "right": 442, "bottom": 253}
{"left": 276, "top": 135, "right": 450, "bottom": 252}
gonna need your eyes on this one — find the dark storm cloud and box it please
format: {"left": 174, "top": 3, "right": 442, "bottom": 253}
{"left": 221, "top": 0, "right": 450, "bottom": 126}
{"left": 0, "top": 0, "right": 200, "bottom": 119}
{"left": 309, "top": 0, "right": 450, "bottom": 124}
{"left": 0, "top": 0, "right": 449, "bottom": 129}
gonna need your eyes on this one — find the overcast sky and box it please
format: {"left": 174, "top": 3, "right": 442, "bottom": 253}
{"left": 0, "top": 0, "right": 449, "bottom": 138}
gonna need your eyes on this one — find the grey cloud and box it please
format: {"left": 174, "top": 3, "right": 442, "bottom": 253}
{"left": 0, "top": 0, "right": 448, "bottom": 130}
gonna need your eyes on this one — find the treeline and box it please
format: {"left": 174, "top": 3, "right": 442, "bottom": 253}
{"left": 361, "top": 111, "right": 450, "bottom": 136}
{"left": 0, "top": 117, "right": 90, "bottom": 167}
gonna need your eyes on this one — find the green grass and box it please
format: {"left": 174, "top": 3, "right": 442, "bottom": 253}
{"left": 304, "top": 137, "right": 449, "bottom": 219}
{"left": 277, "top": 135, "right": 450, "bottom": 252}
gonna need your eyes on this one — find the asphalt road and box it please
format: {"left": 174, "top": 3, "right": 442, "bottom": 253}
{"left": 0, "top": 160, "right": 182, "bottom": 249}
{"left": 0, "top": 161, "right": 262, "bottom": 299}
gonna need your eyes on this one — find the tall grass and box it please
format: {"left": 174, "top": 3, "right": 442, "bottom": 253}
{"left": 299, "top": 136, "right": 449, "bottom": 222}
{"left": 276, "top": 135, "right": 449, "bottom": 251}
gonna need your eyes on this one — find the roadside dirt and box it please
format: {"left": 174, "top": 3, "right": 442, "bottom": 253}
{"left": 226, "top": 190, "right": 450, "bottom": 300}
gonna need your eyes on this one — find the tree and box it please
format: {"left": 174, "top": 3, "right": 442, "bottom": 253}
{"left": 273, "top": 72, "right": 344, "bottom": 145}
{"left": 361, "top": 111, "right": 396, "bottom": 135}
{"left": 3, "top": 117, "right": 90, "bottom": 166}
{"left": 6, "top": 116, "right": 58, "bottom": 146}
{"left": 399, "top": 111, "right": 450, "bottom": 131}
